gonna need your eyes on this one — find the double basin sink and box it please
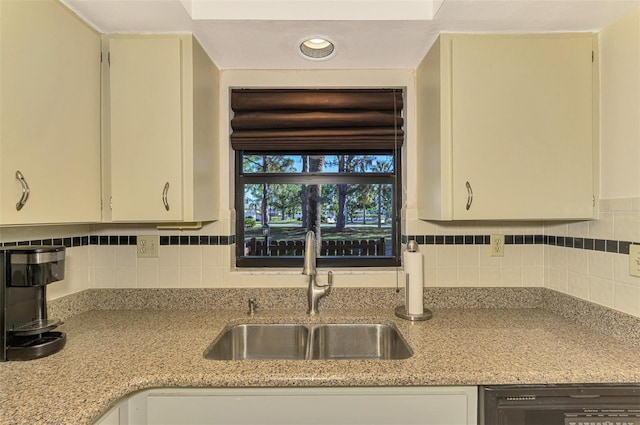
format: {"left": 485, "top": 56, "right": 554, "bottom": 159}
{"left": 204, "top": 323, "right": 412, "bottom": 361}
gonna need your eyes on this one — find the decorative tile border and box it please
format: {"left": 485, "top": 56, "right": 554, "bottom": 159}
{"left": 0, "top": 233, "right": 635, "bottom": 255}
{"left": 159, "top": 235, "right": 235, "bottom": 246}
{"left": 403, "top": 234, "right": 637, "bottom": 255}
{"left": 0, "top": 236, "right": 89, "bottom": 248}
{"left": 403, "top": 234, "right": 545, "bottom": 245}
{"left": 545, "top": 235, "right": 632, "bottom": 255}
{"left": 0, "top": 235, "right": 236, "bottom": 248}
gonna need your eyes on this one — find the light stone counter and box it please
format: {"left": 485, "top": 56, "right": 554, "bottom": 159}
{"left": 1, "top": 288, "right": 640, "bottom": 424}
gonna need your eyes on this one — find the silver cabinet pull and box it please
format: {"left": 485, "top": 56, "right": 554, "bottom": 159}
{"left": 162, "top": 182, "right": 170, "bottom": 211}
{"left": 465, "top": 181, "right": 473, "bottom": 210}
{"left": 15, "top": 170, "right": 30, "bottom": 211}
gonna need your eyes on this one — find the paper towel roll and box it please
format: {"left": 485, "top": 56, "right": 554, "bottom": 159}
{"left": 403, "top": 250, "right": 424, "bottom": 315}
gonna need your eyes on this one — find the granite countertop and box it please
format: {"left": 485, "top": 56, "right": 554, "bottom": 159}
{"left": 2, "top": 301, "right": 640, "bottom": 425}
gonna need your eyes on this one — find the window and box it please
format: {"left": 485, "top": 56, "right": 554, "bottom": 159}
{"left": 231, "top": 89, "right": 403, "bottom": 268}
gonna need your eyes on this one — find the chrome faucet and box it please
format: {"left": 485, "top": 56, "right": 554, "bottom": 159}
{"left": 303, "top": 230, "right": 333, "bottom": 314}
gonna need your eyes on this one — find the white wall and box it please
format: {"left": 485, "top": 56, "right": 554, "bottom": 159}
{"left": 0, "top": 68, "right": 548, "bottom": 296}
{"left": 544, "top": 7, "right": 640, "bottom": 318}
{"left": 3, "top": 11, "right": 640, "bottom": 319}
{"left": 599, "top": 6, "right": 640, "bottom": 199}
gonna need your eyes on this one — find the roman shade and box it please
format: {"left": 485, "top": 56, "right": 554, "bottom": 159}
{"left": 230, "top": 89, "right": 404, "bottom": 151}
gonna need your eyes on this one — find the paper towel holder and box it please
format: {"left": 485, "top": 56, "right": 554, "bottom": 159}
{"left": 395, "top": 305, "right": 433, "bottom": 321}
{"left": 395, "top": 240, "right": 433, "bottom": 321}
{"left": 406, "top": 240, "right": 419, "bottom": 252}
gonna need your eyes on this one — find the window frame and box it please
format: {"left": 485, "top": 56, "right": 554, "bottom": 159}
{"left": 235, "top": 149, "right": 402, "bottom": 268}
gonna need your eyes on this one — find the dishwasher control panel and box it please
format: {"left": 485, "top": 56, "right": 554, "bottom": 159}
{"left": 480, "top": 385, "right": 640, "bottom": 425}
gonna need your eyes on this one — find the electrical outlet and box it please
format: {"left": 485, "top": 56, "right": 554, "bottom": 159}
{"left": 137, "top": 235, "right": 159, "bottom": 258}
{"left": 490, "top": 234, "right": 505, "bottom": 257}
{"left": 629, "top": 244, "right": 640, "bottom": 277}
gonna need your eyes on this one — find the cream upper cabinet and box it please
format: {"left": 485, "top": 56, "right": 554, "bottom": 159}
{"left": 0, "top": 0, "right": 101, "bottom": 225}
{"left": 105, "top": 35, "right": 219, "bottom": 223}
{"left": 417, "top": 34, "right": 597, "bottom": 221}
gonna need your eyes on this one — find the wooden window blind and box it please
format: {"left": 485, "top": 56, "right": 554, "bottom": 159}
{"left": 230, "top": 89, "right": 404, "bottom": 151}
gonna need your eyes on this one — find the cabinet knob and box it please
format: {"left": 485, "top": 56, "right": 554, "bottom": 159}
{"left": 162, "top": 182, "right": 170, "bottom": 211}
{"left": 15, "top": 170, "right": 30, "bottom": 211}
{"left": 465, "top": 181, "right": 473, "bottom": 211}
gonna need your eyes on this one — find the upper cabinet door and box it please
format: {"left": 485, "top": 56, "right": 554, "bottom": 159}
{"left": 451, "top": 36, "right": 594, "bottom": 220}
{"left": 108, "top": 38, "right": 184, "bottom": 222}
{"left": 0, "top": 0, "right": 101, "bottom": 225}
{"left": 417, "top": 34, "right": 597, "bottom": 221}
{"left": 106, "top": 35, "right": 219, "bottom": 223}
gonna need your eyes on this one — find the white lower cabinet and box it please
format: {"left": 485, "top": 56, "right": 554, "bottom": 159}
{"left": 96, "top": 387, "right": 478, "bottom": 425}
{"left": 94, "top": 405, "right": 124, "bottom": 425}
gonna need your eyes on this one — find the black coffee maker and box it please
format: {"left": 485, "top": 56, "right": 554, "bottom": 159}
{"left": 0, "top": 246, "right": 67, "bottom": 361}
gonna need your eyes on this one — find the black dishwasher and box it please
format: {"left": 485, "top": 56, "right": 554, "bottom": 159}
{"left": 480, "top": 385, "right": 640, "bottom": 425}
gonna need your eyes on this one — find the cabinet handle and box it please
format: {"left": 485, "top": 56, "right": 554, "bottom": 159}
{"left": 465, "top": 181, "right": 473, "bottom": 210}
{"left": 15, "top": 170, "right": 30, "bottom": 211}
{"left": 162, "top": 182, "right": 170, "bottom": 211}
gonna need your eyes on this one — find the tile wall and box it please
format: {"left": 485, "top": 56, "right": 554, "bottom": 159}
{"left": 403, "top": 198, "right": 640, "bottom": 317}
{"left": 545, "top": 198, "right": 640, "bottom": 317}
{"left": 90, "top": 235, "right": 234, "bottom": 290}
{"left": 1, "top": 199, "right": 640, "bottom": 318}
{"left": 403, "top": 215, "right": 546, "bottom": 288}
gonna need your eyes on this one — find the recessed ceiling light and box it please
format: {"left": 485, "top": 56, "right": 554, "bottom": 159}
{"left": 298, "top": 36, "right": 336, "bottom": 60}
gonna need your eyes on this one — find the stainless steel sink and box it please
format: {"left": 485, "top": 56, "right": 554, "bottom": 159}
{"left": 204, "top": 324, "right": 308, "bottom": 360}
{"left": 204, "top": 323, "right": 412, "bottom": 360}
{"left": 310, "top": 324, "right": 412, "bottom": 360}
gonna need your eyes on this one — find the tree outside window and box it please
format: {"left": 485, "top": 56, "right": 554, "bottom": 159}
{"left": 236, "top": 151, "right": 400, "bottom": 268}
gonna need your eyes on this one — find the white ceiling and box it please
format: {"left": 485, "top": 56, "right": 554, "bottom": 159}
{"left": 62, "top": 0, "right": 640, "bottom": 70}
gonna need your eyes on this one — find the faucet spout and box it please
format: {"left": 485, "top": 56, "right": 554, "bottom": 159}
{"left": 303, "top": 230, "right": 332, "bottom": 314}
{"left": 302, "top": 231, "right": 316, "bottom": 276}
